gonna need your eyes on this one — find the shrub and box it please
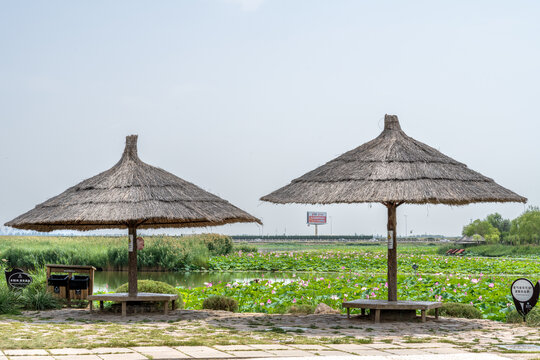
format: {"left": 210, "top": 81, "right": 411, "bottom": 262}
{"left": 200, "top": 234, "right": 233, "bottom": 256}
{"left": 427, "top": 302, "right": 482, "bottom": 319}
{"left": 21, "top": 287, "right": 61, "bottom": 311}
{"left": 506, "top": 307, "right": 540, "bottom": 326}
{"left": 202, "top": 295, "right": 238, "bottom": 312}
{"left": 233, "top": 243, "right": 258, "bottom": 253}
{"left": 287, "top": 304, "right": 315, "bottom": 314}
{"left": 0, "top": 286, "right": 20, "bottom": 314}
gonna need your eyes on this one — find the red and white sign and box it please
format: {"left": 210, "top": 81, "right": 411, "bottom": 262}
{"left": 307, "top": 212, "right": 327, "bottom": 225}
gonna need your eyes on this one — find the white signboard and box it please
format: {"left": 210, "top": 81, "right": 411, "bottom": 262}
{"left": 512, "top": 278, "right": 534, "bottom": 302}
{"left": 307, "top": 212, "right": 327, "bottom": 225}
{"left": 128, "top": 234, "right": 134, "bottom": 252}
{"left": 388, "top": 230, "right": 394, "bottom": 249}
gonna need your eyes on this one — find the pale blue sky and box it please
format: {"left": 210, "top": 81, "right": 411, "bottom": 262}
{"left": 1, "top": 0, "right": 538, "bottom": 236}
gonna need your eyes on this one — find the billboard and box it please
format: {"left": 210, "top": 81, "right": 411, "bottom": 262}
{"left": 307, "top": 211, "right": 327, "bottom": 225}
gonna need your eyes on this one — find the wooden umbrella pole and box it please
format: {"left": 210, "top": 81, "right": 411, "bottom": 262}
{"left": 387, "top": 202, "right": 398, "bottom": 302}
{"left": 128, "top": 226, "right": 138, "bottom": 297}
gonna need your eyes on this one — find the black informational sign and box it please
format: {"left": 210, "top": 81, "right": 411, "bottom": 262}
{"left": 4, "top": 268, "right": 33, "bottom": 289}
{"left": 511, "top": 278, "right": 540, "bottom": 321}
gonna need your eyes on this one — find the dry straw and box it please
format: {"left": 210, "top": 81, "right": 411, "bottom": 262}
{"left": 6, "top": 135, "right": 261, "bottom": 232}
{"left": 261, "top": 114, "right": 526, "bottom": 206}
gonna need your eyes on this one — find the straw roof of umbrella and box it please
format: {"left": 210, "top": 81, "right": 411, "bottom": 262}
{"left": 261, "top": 115, "right": 526, "bottom": 206}
{"left": 261, "top": 114, "right": 526, "bottom": 303}
{"left": 6, "top": 135, "right": 261, "bottom": 232}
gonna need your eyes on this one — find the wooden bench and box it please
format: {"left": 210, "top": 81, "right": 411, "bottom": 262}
{"left": 88, "top": 293, "right": 178, "bottom": 317}
{"left": 342, "top": 299, "right": 442, "bottom": 323}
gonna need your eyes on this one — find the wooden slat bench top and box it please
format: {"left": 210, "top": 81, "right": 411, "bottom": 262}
{"left": 343, "top": 299, "right": 442, "bottom": 310}
{"left": 88, "top": 293, "right": 178, "bottom": 317}
{"left": 342, "top": 300, "right": 442, "bottom": 323}
{"left": 88, "top": 293, "right": 177, "bottom": 302}
{"left": 46, "top": 264, "right": 97, "bottom": 271}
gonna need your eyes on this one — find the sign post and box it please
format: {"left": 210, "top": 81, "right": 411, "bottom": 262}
{"left": 511, "top": 278, "right": 540, "bottom": 322}
{"left": 307, "top": 211, "right": 327, "bottom": 237}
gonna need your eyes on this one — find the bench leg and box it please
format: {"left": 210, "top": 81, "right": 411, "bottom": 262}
{"left": 122, "top": 302, "right": 127, "bottom": 317}
{"left": 421, "top": 310, "right": 426, "bottom": 323}
{"left": 172, "top": 300, "right": 176, "bottom": 310}
{"left": 435, "top": 308, "right": 439, "bottom": 320}
{"left": 89, "top": 300, "right": 93, "bottom": 312}
{"left": 374, "top": 309, "right": 380, "bottom": 323}
{"left": 99, "top": 301, "right": 104, "bottom": 310}
{"left": 164, "top": 300, "right": 169, "bottom": 315}
{"left": 361, "top": 308, "right": 366, "bottom": 316}
{"left": 346, "top": 308, "right": 350, "bottom": 319}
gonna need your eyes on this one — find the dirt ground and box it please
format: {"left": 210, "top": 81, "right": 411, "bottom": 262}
{"left": 0, "top": 308, "right": 537, "bottom": 354}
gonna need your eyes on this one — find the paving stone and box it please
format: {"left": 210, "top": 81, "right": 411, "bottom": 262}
{"left": 367, "top": 343, "right": 404, "bottom": 349}
{"left": 226, "top": 351, "right": 275, "bottom": 357}
{"left": 290, "top": 345, "right": 330, "bottom": 350}
{"left": 99, "top": 354, "right": 147, "bottom": 360}
{"left": 266, "top": 350, "right": 314, "bottom": 357}
{"left": 384, "top": 348, "right": 431, "bottom": 355}
{"left": 307, "top": 350, "right": 356, "bottom": 356}
{"left": 175, "top": 346, "right": 232, "bottom": 358}
{"left": 249, "top": 345, "right": 293, "bottom": 350}
{"left": 327, "top": 344, "right": 377, "bottom": 351}
{"left": 4, "top": 350, "right": 49, "bottom": 356}
{"left": 54, "top": 356, "right": 102, "bottom": 360}
{"left": 92, "top": 348, "right": 135, "bottom": 354}
{"left": 130, "top": 346, "right": 187, "bottom": 359}
{"left": 214, "top": 345, "right": 254, "bottom": 351}
{"left": 402, "top": 342, "right": 456, "bottom": 348}
{"left": 424, "top": 347, "right": 468, "bottom": 354}
{"left": 6, "top": 357, "right": 55, "bottom": 360}
{"left": 345, "top": 349, "right": 389, "bottom": 356}
{"left": 49, "top": 348, "right": 94, "bottom": 355}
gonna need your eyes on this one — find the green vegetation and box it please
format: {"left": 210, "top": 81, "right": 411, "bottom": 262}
{"left": 202, "top": 295, "right": 238, "bottom": 312}
{"left": 463, "top": 208, "right": 540, "bottom": 245}
{"left": 0, "top": 265, "right": 61, "bottom": 314}
{"left": 455, "top": 244, "right": 540, "bottom": 258}
{"left": 208, "top": 249, "right": 540, "bottom": 274}
{"left": 116, "top": 280, "right": 183, "bottom": 309}
{"left": 427, "top": 302, "right": 482, "bottom": 319}
{"left": 0, "top": 234, "right": 233, "bottom": 271}
{"left": 287, "top": 304, "right": 316, "bottom": 314}
{"left": 506, "top": 307, "right": 540, "bottom": 327}
{"left": 180, "top": 269, "right": 524, "bottom": 321}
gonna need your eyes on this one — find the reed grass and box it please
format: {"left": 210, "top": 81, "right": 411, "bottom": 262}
{"left": 0, "top": 234, "right": 232, "bottom": 271}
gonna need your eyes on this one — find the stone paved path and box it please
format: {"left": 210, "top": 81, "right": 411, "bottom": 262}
{"left": 1, "top": 343, "right": 538, "bottom": 360}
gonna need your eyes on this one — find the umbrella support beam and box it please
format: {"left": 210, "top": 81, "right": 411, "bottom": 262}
{"left": 386, "top": 202, "right": 398, "bottom": 302}
{"left": 128, "top": 226, "right": 138, "bottom": 297}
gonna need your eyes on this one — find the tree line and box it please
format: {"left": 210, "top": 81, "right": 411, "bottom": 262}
{"left": 463, "top": 207, "right": 540, "bottom": 245}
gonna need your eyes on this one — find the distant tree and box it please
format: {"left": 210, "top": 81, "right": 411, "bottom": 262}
{"left": 509, "top": 207, "right": 540, "bottom": 245}
{"left": 486, "top": 213, "right": 512, "bottom": 242}
{"left": 486, "top": 213, "right": 512, "bottom": 233}
{"left": 462, "top": 219, "right": 500, "bottom": 243}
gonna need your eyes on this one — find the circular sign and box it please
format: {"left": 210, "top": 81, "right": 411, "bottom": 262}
{"left": 8, "top": 272, "right": 33, "bottom": 288}
{"left": 511, "top": 278, "right": 535, "bottom": 302}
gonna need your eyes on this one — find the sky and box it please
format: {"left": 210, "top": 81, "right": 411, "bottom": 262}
{"left": 0, "top": 0, "right": 538, "bottom": 237}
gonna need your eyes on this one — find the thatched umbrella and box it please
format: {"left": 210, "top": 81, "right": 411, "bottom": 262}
{"left": 261, "top": 114, "right": 526, "bottom": 301}
{"left": 6, "top": 135, "right": 261, "bottom": 296}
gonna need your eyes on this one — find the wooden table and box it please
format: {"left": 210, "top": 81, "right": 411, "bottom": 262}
{"left": 342, "top": 299, "right": 442, "bottom": 323}
{"left": 88, "top": 293, "right": 178, "bottom": 317}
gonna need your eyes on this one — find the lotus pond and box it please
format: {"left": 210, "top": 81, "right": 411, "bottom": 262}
{"left": 96, "top": 248, "right": 540, "bottom": 322}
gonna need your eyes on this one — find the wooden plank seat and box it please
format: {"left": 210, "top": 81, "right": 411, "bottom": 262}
{"left": 88, "top": 293, "right": 178, "bottom": 317}
{"left": 342, "top": 299, "right": 442, "bottom": 323}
